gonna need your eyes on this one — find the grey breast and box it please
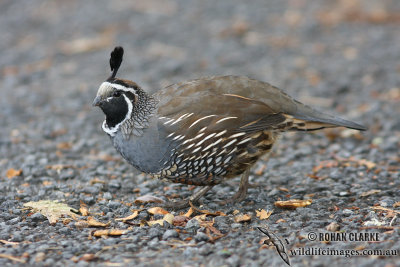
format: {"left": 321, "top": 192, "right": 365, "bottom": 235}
{"left": 111, "top": 118, "right": 173, "bottom": 174}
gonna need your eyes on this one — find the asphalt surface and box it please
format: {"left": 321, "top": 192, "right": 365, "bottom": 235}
{"left": 0, "top": 0, "right": 399, "bottom": 266}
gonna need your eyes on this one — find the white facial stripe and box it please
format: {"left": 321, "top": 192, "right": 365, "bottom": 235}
{"left": 101, "top": 93, "right": 133, "bottom": 136}
{"left": 98, "top": 81, "right": 137, "bottom": 97}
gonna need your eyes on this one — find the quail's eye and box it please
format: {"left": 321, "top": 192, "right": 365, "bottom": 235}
{"left": 113, "top": 91, "right": 122, "bottom": 97}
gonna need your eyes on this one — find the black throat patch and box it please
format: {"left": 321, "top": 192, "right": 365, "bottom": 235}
{"left": 100, "top": 95, "right": 130, "bottom": 128}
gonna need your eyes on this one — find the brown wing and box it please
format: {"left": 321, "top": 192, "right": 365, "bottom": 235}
{"left": 156, "top": 75, "right": 366, "bottom": 131}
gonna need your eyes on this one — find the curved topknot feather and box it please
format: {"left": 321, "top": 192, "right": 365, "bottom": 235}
{"left": 109, "top": 46, "right": 124, "bottom": 79}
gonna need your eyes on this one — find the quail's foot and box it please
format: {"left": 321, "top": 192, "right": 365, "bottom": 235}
{"left": 220, "top": 169, "right": 250, "bottom": 204}
{"left": 163, "top": 185, "right": 214, "bottom": 210}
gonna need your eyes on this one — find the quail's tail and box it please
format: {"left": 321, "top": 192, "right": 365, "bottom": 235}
{"left": 290, "top": 101, "right": 367, "bottom": 131}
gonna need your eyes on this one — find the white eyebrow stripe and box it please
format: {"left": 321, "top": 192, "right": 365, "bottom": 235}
{"left": 100, "top": 81, "right": 137, "bottom": 94}
{"left": 216, "top": 116, "right": 238, "bottom": 124}
{"left": 189, "top": 115, "right": 217, "bottom": 128}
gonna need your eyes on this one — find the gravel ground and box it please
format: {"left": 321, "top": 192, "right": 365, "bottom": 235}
{"left": 1, "top": 0, "right": 399, "bottom": 266}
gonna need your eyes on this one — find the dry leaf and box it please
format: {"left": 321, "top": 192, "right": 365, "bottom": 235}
{"left": 234, "top": 214, "right": 251, "bottom": 223}
{"left": 0, "top": 240, "right": 20, "bottom": 246}
{"left": 0, "top": 253, "right": 25, "bottom": 263}
{"left": 147, "top": 207, "right": 169, "bottom": 215}
{"left": 6, "top": 168, "right": 22, "bottom": 179}
{"left": 193, "top": 214, "right": 207, "bottom": 223}
{"left": 184, "top": 207, "right": 194, "bottom": 218}
{"left": 393, "top": 202, "right": 400, "bottom": 208}
{"left": 79, "top": 254, "right": 97, "bottom": 262}
{"left": 275, "top": 199, "right": 312, "bottom": 209}
{"left": 87, "top": 217, "right": 110, "bottom": 227}
{"left": 57, "top": 142, "right": 72, "bottom": 150}
{"left": 357, "top": 159, "right": 376, "bottom": 169}
{"left": 24, "top": 200, "right": 78, "bottom": 224}
{"left": 93, "top": 229, "right": 126, "bottom": 237}
{"left": 360, "top": 189, "right": 381, "bottom": 197}
{"left": 172, "top": 215, "right": 190, "bottom": 226}
{"left": 147, "top": 213, "right": 174, "bottom": 226}
{"left": 326, "top": 221, "right": 340, "bottom": 232}
{"left": 188, "top": 202, "right": 226, "bottom": 216}
{"left": 256, "top": 209, "right": 273, "bottom": 220}
{"left": 371, "top": 206, "right": 400, "bottom": 214}
{"left": 79, "top": 203, "right": 89, "bottom": 216}
{"left": 46, "top": 164, "right": 73, "bottom": 171}
{"left": 115, "top": 211, "right": 139, "bottom": 222}
{"left": 134, "top": 194, "right": 164, "bottom": 204}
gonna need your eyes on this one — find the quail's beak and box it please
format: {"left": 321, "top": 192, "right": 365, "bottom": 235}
{"left": 92, "top": 96, "right": 102, "bottom": 107}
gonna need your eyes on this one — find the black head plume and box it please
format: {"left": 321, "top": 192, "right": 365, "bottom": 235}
{"left": 109, "top": 46, "right": 124, "bottom": 79}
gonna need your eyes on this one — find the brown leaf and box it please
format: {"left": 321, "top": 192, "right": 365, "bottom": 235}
{"left": 147, "top": 213, "right": 174, "bottom": 226}
{"left": 147, "top": 207, "right": 169, "bottom": 215}
{"left": 0, "top": 240, "right": 20, "bottom": 246}
{"left": 326, "top": 222, "right": 341, "bottom": 232}
{"left": 115, "top": 211, "right": 139, "bottom": 222}
{"left": 371, "top": 206, "right": 400, "bottom": 214}
{"left": 92, "top": 229, "right": 126, "bottom": 237}
{"left": 134, "top": 194, "right": 164, "bottom": 204}
{"left": 24, "top": 200, "right": 78, "bottom": 224}
{"left": 393, "top": 202, "right": 400, "bottom": 208}
{"left": 188, "top": 201, "right": 226, "bottom": 216}
{"left": 79, "top": 203, "right": 89, "bottom": 216}
{"left": 234, "top": 214, "right": 251, "bottom": 223}
{"left": 0, "top": 254, "right": 26, "bottom": 263}
{"left": 57, "top": 142, "right": 72, "bottom": 150}
{"left": 193, "top": 213, "right": 207, "bottom": 221}
{"left": 184, "top": 207, "right": 194, "bottom": 218}
{"left": 87, "top": 217, "right": 110, "bottom": 227}
{"left": 312, "top": 161, "right": 337, "bottom": 173}
{"left": 256, "top": 209, "right": 273, "bottom": 220}
{"left": 6, "top": 168, "right": 22, "bottom": 179}
{"left": 79, "top": 253, "right": 97, "bottom": 262}
{"left": 172, "top": 215, "right": 189, "bottom": 226}
{"left": 360, "top": 189, "right": 381, "bottom": 197}
{"left": 357, "top": 159, "right": 376, "bottom": 169}
{"left": 46, "top": 164, "right": 73, "bottom": 171}
{"left": 275, "top": 199, "right": 312, "bottom": 209}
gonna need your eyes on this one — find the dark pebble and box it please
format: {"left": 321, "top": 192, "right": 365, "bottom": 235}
{"left": 162, "top": 229, "right": 179, "bottom": 240}
{"left": 194, "top": 232, "right": 210, "bottom": 242}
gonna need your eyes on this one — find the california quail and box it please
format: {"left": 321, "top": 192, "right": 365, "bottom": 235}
{"left": 93, "top": 47, "right": 366, "bottom": 209}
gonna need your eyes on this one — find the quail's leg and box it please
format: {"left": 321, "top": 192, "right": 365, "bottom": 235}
{"left": 163, "top": 185, "right": 214, "bottom": 210}
{"left": 220, "top": 168, "right": 250, "bottom": 204}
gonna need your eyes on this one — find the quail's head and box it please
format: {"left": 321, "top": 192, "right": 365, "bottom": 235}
{"left": 92, "top": 47, "right": 141, "bottom": 135}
